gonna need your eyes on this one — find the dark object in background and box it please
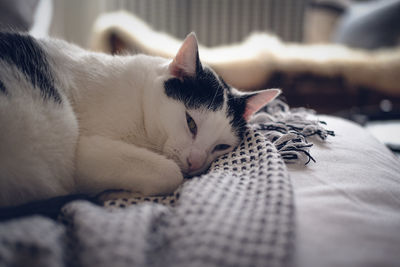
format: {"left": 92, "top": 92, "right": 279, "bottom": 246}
{"left": 0, "top": 0, "right": 39, "bottom": 31}
{"left": 334, "top": 0, "right": 400, "bottom": 50}
{"left": 263, "top": 71, "right": 400, "bottom": 115}
{"left": 306, "top": 0, "right": 400, "bottom": 50}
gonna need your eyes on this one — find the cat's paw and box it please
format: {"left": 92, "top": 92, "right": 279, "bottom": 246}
{"left": 140, "top": 159, "right": 183, "bottom": 196}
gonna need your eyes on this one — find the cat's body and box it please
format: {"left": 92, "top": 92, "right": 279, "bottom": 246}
{"left": 0, "top": 32, "right": 279, "bottom": 207}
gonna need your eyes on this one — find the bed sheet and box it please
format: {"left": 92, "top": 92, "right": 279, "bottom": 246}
{"left": 289, "top": 115, "right": 400, "bottom": 267}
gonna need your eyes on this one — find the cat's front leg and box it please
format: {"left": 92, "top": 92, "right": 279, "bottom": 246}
{"left": 75, "top": 135, "right": 183, "bottom": 196}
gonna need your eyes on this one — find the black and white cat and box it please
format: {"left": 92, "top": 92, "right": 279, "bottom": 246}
{"left": 0, "top": 32, "right": 280, "bottom": 207}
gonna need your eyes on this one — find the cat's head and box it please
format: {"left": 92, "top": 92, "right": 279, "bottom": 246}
{"left": 159, "top": 33, "right": 280, "bottom": 177}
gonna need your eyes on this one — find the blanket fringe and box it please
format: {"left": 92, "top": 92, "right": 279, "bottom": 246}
{"left": 251, "top": 99, "right": 335, "bottom": 165}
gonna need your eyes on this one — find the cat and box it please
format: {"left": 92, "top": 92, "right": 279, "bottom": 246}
{"left": 0, "top": 31, "right": 280, "bottom": 207}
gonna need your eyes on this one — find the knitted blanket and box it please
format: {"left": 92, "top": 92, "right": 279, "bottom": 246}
{"left": 0, "top": 100, "right": 333, "bottom": 267}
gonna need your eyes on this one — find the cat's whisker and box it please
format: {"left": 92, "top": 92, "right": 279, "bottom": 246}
{"left": 207, "top": 84, "right": 220, "bottom": 110}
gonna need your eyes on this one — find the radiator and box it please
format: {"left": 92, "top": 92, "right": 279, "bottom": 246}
{"left": 103, "top": 0, "right": 308, "bottom": 46}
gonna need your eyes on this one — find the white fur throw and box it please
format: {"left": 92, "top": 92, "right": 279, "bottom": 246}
{"left": 90, "top": 11, "right": 400, "bottom": 96}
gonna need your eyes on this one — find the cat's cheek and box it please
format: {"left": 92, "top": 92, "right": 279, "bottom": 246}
{"left": 141, "top": 159, "right": 183, "bottom": 196}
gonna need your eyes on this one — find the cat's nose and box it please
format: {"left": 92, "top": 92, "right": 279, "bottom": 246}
{"left": 187, "top": 149, "right": 206, "bottom": 172}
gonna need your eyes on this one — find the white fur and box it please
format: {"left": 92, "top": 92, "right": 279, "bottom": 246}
{"left": 0, "top": 60, "right": 78, "bottom": 206}
{"left": 0, "top": 36, "right": 242, "bottom": 206}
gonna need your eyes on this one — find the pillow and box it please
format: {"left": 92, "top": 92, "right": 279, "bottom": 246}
{"left": 289, "top": 115, "right": 400, "bottom": 267}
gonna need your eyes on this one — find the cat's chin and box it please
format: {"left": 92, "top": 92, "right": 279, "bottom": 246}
{"left": 182, "top": 170, "right": 200, "bottom": 179}
{"left": 163, "top": 150, "right": 207, "bottom": 177}
{"left": 183, "top": 173, "right": 194, "bottom": 179}
{"left": 184, "top": 166, "right": 211, "bottom": 178}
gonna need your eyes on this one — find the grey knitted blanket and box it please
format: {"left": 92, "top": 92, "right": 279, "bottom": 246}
{"left": 0, "top": 100, "right": 333, "bottom": 267}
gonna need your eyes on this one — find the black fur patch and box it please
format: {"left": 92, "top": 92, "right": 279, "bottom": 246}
{"left": 0, "top": 32, "right": 61, "bottom": 103}
{"left": 164, "top": 67, "right": 224, "bottom": 111}
{"left": 0, "top": 79, "right": 7, "bottom": 95}
{"left": 226, "top": 91, "right": 249, "bottom": 139}
{"left": 165, "top": 67, "right": 250, "bottom": 138}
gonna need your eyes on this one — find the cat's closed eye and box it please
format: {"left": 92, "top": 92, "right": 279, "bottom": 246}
{"left": 213, "top": 144, "right": 231, "bottom": 153}
{"left": 186, "top": 112, "right": 197, "bottom": 136}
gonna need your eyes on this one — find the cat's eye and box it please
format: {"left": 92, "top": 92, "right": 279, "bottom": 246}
{"left": 186, "top": 112, "right": 197, "bottom": 136}
{"left": 213, "top": 144, "right": 231, "bottom": 152}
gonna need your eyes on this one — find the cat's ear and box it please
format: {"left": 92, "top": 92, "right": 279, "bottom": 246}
{"left": 169, "top": 32, "right": 202, "bottom": 79}
{"left": 243, "top": 89, "right": 281, "bottom": 121}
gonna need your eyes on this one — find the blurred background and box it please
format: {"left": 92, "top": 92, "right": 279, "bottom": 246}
{"left": 35, "top": 0, "right": 400, "bottom": 49}
{"left": 1, "top": 0, "right": 399, "bottom": 153}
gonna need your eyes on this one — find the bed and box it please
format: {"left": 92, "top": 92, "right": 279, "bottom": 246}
{"left": 1, "top": 99, "right": 399, "bottom": 267}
